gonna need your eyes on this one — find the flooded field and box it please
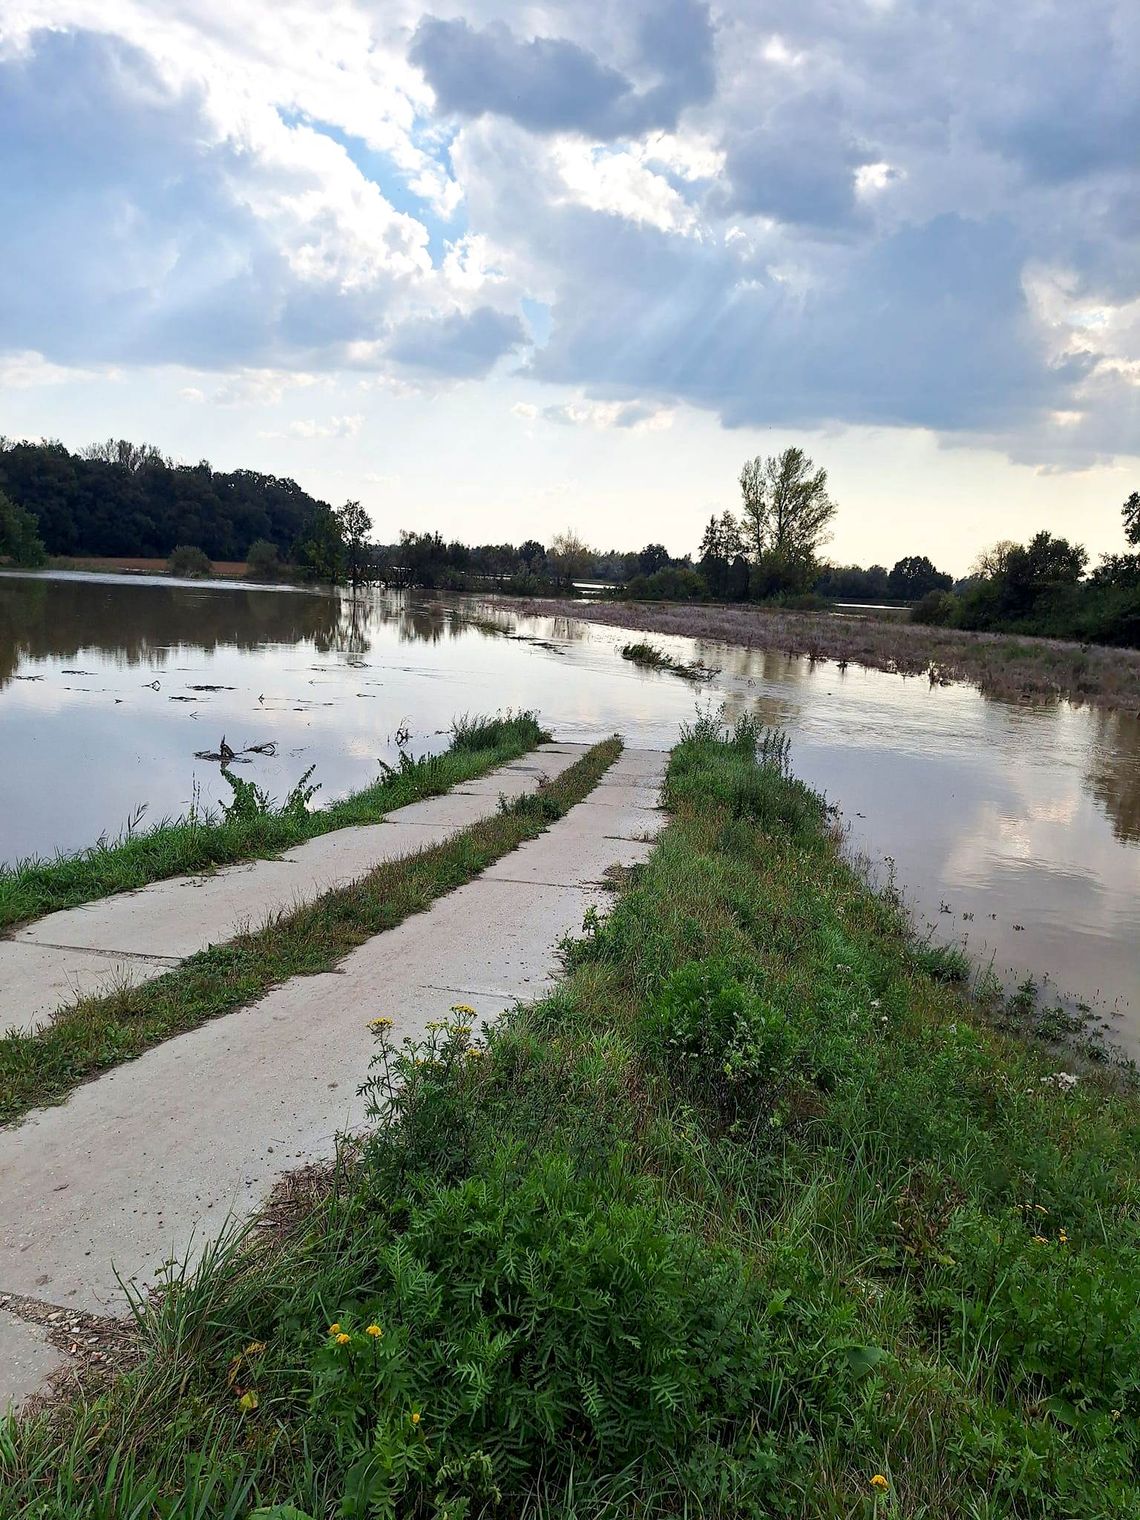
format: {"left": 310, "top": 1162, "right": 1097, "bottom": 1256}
{"left": 2, "top": 570, "right": 1138, "bottom": 1046}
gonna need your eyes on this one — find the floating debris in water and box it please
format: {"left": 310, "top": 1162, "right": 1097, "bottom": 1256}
{"left": 194, "top": 736, "right": 277, "bottom": 762}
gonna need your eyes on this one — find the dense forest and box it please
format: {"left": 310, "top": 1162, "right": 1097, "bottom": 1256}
{"left": 0, "top": 438, "right": 331, "bottom": 562}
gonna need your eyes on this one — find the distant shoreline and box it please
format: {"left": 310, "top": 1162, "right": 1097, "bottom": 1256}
{"left": 508, "top": 596, "right": 1140, "bottom": 712}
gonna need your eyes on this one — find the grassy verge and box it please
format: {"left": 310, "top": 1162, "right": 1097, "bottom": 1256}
{"left": 6, "top": 718, "right": 1140, "bottom": 1517}
{"left": 620, "top": 640, "right": 718, "bottom": 682}
{"left": 0, "top": 713, "right": 549, "bottom": 931}
{"left": 0, "top": 738, "right": 619, "bottom": 1124}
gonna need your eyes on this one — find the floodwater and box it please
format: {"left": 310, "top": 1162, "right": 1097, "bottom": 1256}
{"left": 2, "top": 570, "right": 1138, "bottom": 1048}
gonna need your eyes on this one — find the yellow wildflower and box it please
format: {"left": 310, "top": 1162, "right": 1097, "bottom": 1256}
{"left": 366, "top": 1323, "right": 383, "bottom": 1338}
{"left": 336, "top": 1332, "right": 352, "bottom": 1346}
{"left": 450, "top": 1004, "right": 477, "bottom": 1016}
{"left": 411, "top": 1411, "right": 422, "bottom": 1426}
{"left": 870, "top": 1474, "right": 889, "bottom": 1491}
{"left": 1032, "top": 1234, "right": 1048, "bottom": 1244}
{"left": 369, "top": 1017, "right": 393, "bottom": 1032}
{"left": 467, "top": 1048, "right": 485, "bottom": 1060}
{"left": 244, "top": 1341, "right": 267, "bottom": 1357}
{"left": 1059, "top": 1229, "right": 1069, "bottom": 1243}
{"left": 238, "top": 1390, "right": 259, "bottom": 1412}
{"left": 328, "top": 1323, "right": 341, "bottom": 1335}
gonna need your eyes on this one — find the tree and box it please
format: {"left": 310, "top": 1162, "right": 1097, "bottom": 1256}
{"left": 246, "top": 538, "right": 281, "bottom": 580}
{"left": 293, "top": 503, "right": 347, "bottom": 582}
{"left": 638, "top": 543, "right": 670, "bottom": 575}
{"left": 548, "top": 529, "right": 594, "bottom": 586}
{"left": 167, "top": 544, "right": 212, "bottom": 578}
{"left": 0, "top": 489, "right": 47, "bottom": 566}
{"left": 738, "top": 448, "right": 836, "bottom": 565}
{"left": 970, "top": 540, "right": 1020, "bottom": 580}
{"left": 336, "top": 500, "right": 372, "bottom": 585}
{"left": 518, "top": 539, "right": 546, "bottom": 569}
{"left": 1001, "top": 531, "right": 1087, "bottom": 613}
{"left": 887, "top": 555, "right": 953, "bottom": 601}
{"left": 1123, "top": 491, "right": 1140, "bottom": 547}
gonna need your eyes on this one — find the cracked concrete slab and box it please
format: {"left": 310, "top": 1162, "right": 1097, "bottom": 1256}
{"left": 0, "top": 941, "right": 178, "bottom": 1037}
{"left": 0, "top": 745, "right": 591, "bottom": 1035}
{"left": 0, "top": 748, "right": 668, "bottom": 1362}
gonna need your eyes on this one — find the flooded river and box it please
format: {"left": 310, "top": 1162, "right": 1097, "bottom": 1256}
{"left": 2, "top": 570, "right": 1138, "bottom": 1047}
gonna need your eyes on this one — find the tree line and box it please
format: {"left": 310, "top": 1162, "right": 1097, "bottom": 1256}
{"left": 0, "top": 437, "right": 363, "bottom": 579}
{"left": 2, "top": 434, "right": 1136, "bottom": 647}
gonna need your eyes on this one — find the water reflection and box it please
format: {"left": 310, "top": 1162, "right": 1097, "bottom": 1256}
{"left": 1, "top": 571, "right": 1137, "bottom": 1049}
{"left": 1086, "top": 708, "right": 1140, "bottom": 844}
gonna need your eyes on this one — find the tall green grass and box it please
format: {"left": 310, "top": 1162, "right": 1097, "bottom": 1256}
{"left": 5, "top": 718, "right": 1139, "bottom": 1517}
{"left": 0, "top": 712, "right": 548, "bottom": 930}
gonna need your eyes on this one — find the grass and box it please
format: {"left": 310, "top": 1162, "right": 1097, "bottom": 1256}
{"left": 0, "top": 713, "right": 549, "bottom": 931}
{"left": 5, "top": 718, "right": 1140, "bottom": 1517}
{"left": 517, "top": 598, "right": 1140, "bottom": 708}
{"left": 0, "top": 738, "right": 620, "bottom": 1124}
{"left": 620, "top": 640, "right": 718, "bottom": 682}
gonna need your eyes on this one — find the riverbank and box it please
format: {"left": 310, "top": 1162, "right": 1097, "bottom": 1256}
{"left": 48, "top": 556, "right": 255, "bottom": 578}
{"left": 0, "top": 713, "right": 547, "bottom": 929}
{"left": 513, "top": 597, "right": 1140, "bottom": 709}
{"left": 6, "top": 719, "right": 1137, "bottom": 1516}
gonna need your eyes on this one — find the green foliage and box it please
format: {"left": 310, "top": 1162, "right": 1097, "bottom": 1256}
{"left": 168, "top": 544, "right": 213, "bottom": 578}
{"left": 245, "top": 538, "right": 282, "bottom": 579}
{"left": 0, "top": 712, "right": 548, "bottom": 930}
{"left": 910, "top": 588, "right": 960, "bottom": 626}
{"left": 0, "top": 488, "right": 47, "bottom": 567}
{"left": 7, "top": 723, "right": 1140, "bottom": 1518}
{"left": 620, "top": 641, "right": 717, "bottom": 680}
{"left": 887, "top": 554, "right": 953, "bottom": 600}
{"left": 0, "top": 436, "right": 332, "bottom": 562}
{"left": 219, "top": 765, "right": 320, "bottom": 825}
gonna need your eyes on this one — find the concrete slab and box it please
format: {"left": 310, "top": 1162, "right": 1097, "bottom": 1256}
{"left": 0, "top": 941, "right": 178, "bottom": 1036}
{"left": 0, "top": 748, "right": 583, "bottom": 1035}
{"left": 0, "top": 746, "right": 667, "bottom": 1331}
{"left": 0, "top": 1307, "right": 66, "bottom": 1411}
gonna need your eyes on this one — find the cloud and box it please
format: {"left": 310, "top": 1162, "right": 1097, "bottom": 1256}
{"left": 259, "top": 414, "right": 363, "bottom": 439}
{"left": 410, "top": 1, "right": 714, "bottom": 138}
{"left": 0, "top": 351, "right": 113, "bottom": 387}
{"left": 387, "top": 305, "right": 526, "bottom": 377}
{"left": 517, "top": 397, "right": 674, "bottom": 431}
{"left": 3, "top": 0, "right": 1140, "bottom": 469}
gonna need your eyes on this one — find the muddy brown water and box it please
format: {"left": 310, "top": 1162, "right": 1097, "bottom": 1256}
{"left": 2, "top": 571, "right": 1138, "bottom": 1049}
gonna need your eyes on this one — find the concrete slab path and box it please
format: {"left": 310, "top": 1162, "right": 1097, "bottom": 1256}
{"left": 0, "top": 746, "right": 668, "bottom": 1408}
{"left": 0, "top": 744, "right": 592, "bottom": 1036}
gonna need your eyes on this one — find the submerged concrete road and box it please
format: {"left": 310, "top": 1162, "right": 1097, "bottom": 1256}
{"left": 0, "top": 744, "right": 590, "bottom": 1037}
{"left": 0, "top": 746, "right": 667, "bottom": 1408}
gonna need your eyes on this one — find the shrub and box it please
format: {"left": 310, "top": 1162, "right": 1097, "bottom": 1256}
{"left": 168, "top": 544, "right": 213, "bottom": 578}
{"left": 911, "top": 589, "right": 960, "bottom": 626}
{"left": 246, "top": 538, "right": 282, "bottom": 580}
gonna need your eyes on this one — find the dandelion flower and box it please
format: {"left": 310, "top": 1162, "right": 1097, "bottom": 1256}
{"left": 411, "top": 1410, "right": 421, "bottom": 1425}
{"left": 336, "top": 1332, "right": 352, "bottom": 1346}
{"left": 238, "top": 1390, "right": 259, "bottom": 1412}
{"left": 366, "top": 1323, "right": 383, "bottom": 1337}
{"left": 870, "top": 1474, "right": 889, "bottom": 1491}
{"left": 328, "top": 1323, "right": 341, "bottom": 1335}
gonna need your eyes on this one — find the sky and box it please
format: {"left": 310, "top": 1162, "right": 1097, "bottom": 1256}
{"left": 1, "top": 1, "right": 1138, "bottom": 575}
